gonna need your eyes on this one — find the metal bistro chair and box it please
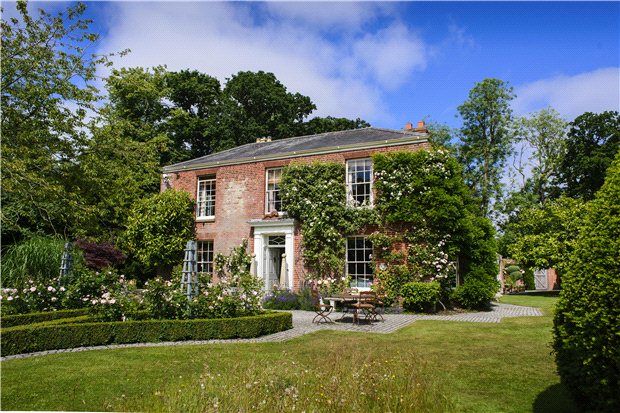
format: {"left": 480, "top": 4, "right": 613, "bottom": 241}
{"left": 311, "top": 289, "right": 334, "bottom": 324}
{"left": 350, "top": 291, "right": 376, "bottom": 324}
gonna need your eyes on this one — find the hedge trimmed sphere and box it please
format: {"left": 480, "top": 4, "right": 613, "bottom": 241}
{"left": 553, "top": 152, "right": 620, "bottom": 412}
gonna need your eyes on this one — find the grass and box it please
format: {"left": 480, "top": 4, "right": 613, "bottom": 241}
{"left": 1, "top": 295, "right": 576, "bottom": 413}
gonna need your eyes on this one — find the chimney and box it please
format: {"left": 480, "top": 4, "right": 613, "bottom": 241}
{"left": 415, "top": 120, "right": 427, "bottom": 133}
{"left": 404, "top": 122, "right": 413, "bottom": 131}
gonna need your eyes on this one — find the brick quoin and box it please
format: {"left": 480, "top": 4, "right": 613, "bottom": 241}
{"left": 162, "top": 140, "right": 431, "bottom": 290}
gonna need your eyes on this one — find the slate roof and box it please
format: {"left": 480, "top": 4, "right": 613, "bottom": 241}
{"left": 163, "top": 127, "right": 428, "bottom": 172}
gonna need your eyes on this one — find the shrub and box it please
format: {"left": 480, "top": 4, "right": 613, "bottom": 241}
{"left": 61, "top": 266, "right": 121, "bottom": 309}
{"left": 523, "top": 268, "right": 535, "bottom": 290}
{"left": 120, "top": 189, "right": 195, "bottom": 269}
{"left": 1, "top": 312, "right": 293, "bottom": 356}
{"left": 1, "top": 308, "right": 89, "bottom": 328}
{"left": 401, "top": 281, "right": 441, "bottom": 313}
{"left": 374, "top": 265, "right": 411, "bottom": 304}
{"left": 1, "top": 278, "right": 67, "bottom": 315}
{"left": 452, "top": 271, "right": 499, "bottom": 309}
{"left": 142, "top": 277, "right": 186, "bottom": 320}
{"left": 297, "top": 286, "right": 318, "bottom": 311}
{"left": 75, "top": 239, "right": 126, "bottom": 270}
{"left": 0, "top": 236, "right": 72, "bottom": 286}
{"left": 553, "top": 152, "right": 620, "bottom": 412}
{"left": 262, "top": 289, "right": 299, "bottom": 310}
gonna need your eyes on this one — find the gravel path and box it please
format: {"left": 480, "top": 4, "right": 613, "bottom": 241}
{"left": 1, "top": 303, "right": 542, "bottom": 361}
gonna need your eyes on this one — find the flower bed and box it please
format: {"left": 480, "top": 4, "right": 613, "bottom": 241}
{"left": 0, "top": 311, "right": 292, "bottom": 357}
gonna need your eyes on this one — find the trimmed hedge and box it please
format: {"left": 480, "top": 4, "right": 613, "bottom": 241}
{"left": 1, "top": 308, "right": 90, "bottom": 328}
{"left": 553, "top": 152, "right": 620, "bottom": 412}
{"left": 1, "top": 311, "right": 292, "bottom": 356}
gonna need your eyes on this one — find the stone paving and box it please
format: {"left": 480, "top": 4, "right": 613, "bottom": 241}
{"left": 1, "top": 303, "right": 542, "bottom": 361}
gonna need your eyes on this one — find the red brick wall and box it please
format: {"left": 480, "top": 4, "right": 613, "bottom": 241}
{"left": 163, "top": 141, "right": 430, "bottom": 290}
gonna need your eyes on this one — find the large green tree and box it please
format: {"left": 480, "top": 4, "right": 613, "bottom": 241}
{"left": 511, "top": 108, "right": 568, "bottom": 203}
{"left": 556, "top": 111, "right": 620, "bottom": 200}
{"left": 457, "top": 78, "right": 516, "bottom": 217}
{"left": 503, "top": 196, "right": 586, "bottom": 277}
{"left": 104, "top": 68, "right": 370, "bottom": 164}
{"left": 0, "top": 1, "right": 118, "bottom": 243}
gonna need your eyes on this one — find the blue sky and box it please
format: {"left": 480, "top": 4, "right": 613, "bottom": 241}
{"left": 8, "top": 1, "right": 619, "bottom": 128}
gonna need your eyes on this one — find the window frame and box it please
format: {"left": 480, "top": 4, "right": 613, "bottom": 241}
{"left": 265, "top": 167, "right": 284, "bottom": 214}
{"left": 345, "top": 236, "right": 374, "bottom": 289}
{"left": 196, "top": 240, "right": 214, "bottom": 275}
{"left": 196, "top": 176, "right": 216, "bottom": 220}
{"left": 346, "top": 158, "right": 374, "bottom": 207}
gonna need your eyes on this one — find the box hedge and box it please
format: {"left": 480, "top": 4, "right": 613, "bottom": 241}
{"left": 553, "top": 153, "right": 620, "bottom": 412}
{"left": 1, "top": 311, "right": 292, "bottom": 357}
{"left": 1, "top": 308, "right": 90, "bottom": 328}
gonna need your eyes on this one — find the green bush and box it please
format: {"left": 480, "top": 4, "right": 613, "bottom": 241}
{"left": 120, "top": 189, "right": 195, "bottom": 269}
{"left": 1, "top": 308, "right": 89, "bottom": 328}
{"left": 452, "top": 272, "right": 498, "bottom": 309}
{"left": 1, "top": 312, "right": 292, "bottom": 356}
{"left": 523, "top": 268, "right": 535, "bottom": 290}
{"left": 297, "top": 286, "right": 318, "bottom": 311}
{"left": 401, "top": 281, "right": 441, "bottom": 313}
{"left": 553, "top": 152, "right": 620, "bottom": 412}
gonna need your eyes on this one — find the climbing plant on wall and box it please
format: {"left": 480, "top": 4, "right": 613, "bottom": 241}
{"left": 372, "top": 149, "right": 499, "bottom": 303}
{"left": 280, "top": 162, "right": 377, "bottom": 289}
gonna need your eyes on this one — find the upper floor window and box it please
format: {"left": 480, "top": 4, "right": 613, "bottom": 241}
{"left": 197, "top": 240, "right": 214, "bottom": 274}
{"left": 265, "top": 167, "right": 283, "bottom": 213}
{"left": 346, "top": 158, "right": 373, "bottom": 207}
{"left": 196, "top": 176, "right": 216, "bottom": 219}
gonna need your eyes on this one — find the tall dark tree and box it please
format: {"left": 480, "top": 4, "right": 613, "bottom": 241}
{"left": 298, "top": 116, "right": 370, "bottom": 136}
{"left": 457, "top": 78, "right": 515, "bottom": 217}
{"left": 221, "top": 71, "right": 316, "bottom": 145}
{"left": 556, "top": 111, "right": 620, "bottom": 200}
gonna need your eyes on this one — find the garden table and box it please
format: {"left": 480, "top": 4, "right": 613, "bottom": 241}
{"left": 323, "top": 294, "right": 375, "bottom": 324}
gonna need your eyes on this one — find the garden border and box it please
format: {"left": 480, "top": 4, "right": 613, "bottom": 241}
{"left": 1, "top": 308, "right": 90, "bottom": 328}
{"left": 0, "top": 311, "right": 292, "bottom": 357}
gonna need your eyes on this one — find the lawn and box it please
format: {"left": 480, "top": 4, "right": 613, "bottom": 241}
{"left": 0, "top": 295, "right": 576, "bottom": 412}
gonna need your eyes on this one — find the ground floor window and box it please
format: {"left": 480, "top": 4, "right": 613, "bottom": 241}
{"left": 346, "top": 236, "right": 373, "bottom": 288}
{"left": 197, "top": 240, "right": 214, "bottom": 274}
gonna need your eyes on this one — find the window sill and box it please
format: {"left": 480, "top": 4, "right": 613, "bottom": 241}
{"left": 196, "top": 217, "right": 215, "bottom": 223}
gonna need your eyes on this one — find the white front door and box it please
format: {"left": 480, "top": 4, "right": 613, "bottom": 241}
{"left": 251, "top": 219, "right": 295, "bottom": 291}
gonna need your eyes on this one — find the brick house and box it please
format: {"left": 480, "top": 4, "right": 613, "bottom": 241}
{"left": 161, "top": 123, "right": 430, "bottom": 291}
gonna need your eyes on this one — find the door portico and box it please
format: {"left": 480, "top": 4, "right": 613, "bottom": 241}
{"left": 249, "top": 219, "right": 295, "bottom": 291}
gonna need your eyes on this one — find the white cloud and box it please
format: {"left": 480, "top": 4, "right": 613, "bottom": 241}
{"left": 514, "top": 68, "right": 620, "bottom": 118}
{"left": 95, "top": 2, "right": 429, "bottom": 123}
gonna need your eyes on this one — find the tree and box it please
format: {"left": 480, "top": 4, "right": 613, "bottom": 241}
{"left": 425, "top": 120, "right": 457, "bottom": 150}
{"left": 0, "top": 1, "right": 118, "bottom": 242}
{"left": 458, "top": 78, "right": 516, "bottom": 217}
{"left": 556, "top": 111, "right": 620, "bottom": 200}
{"left": 511, "top": 108, "right": 568, "bottom": 203}
{"left": 553, "top": 152, "right": 620, "bottom": 412}
{"left": 504, "top": 197, "right": 586, "bottom": 277}
{"left": 76, "top": 122, "right": 161, "bottom": 240}
{"left": 299, "top": 116, "right": 370, "bottom": 136}
{"left": 120, "top": 190, "right": 195, "bottom": 270}
{"left": 104, "top": 68, "right": 370, "bottom": 163}
{"left": 220, "top": 71, "right": 316, "bottom": 146}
